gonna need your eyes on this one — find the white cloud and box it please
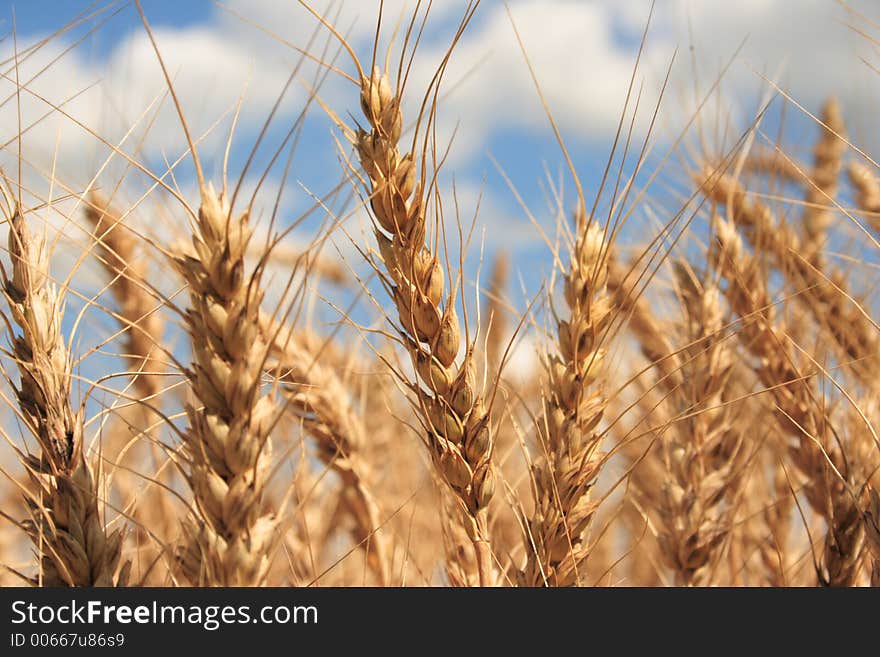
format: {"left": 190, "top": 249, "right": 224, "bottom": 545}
{"left": 429, "top": 1, "right": 665, "bottom": 155}
{"left": 102, "top": 26, "right": 302, "bottom": 154}
{"left": 0, "top": 25, "right": 310, "bottom": 190}
{"left": 0, "top": 38, "right": 103, "bottom": 185}
{"left": 405, "top": 0, "right": 880, "bottom": 163}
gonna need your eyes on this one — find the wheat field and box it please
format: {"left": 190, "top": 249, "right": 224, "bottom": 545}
{"left": 0, "top": 0, "right": 878, "bottom": 588}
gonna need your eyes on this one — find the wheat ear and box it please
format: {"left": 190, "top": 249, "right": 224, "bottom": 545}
{"left": 2, "top": 199, "right": 127, "bottom": 586}
{"left": 698, "top": 168, "right": 877, "bottom": 388}
{"left": 173, "top": 185, "right": 278, "bottom": 586}
{"left": 610, "top": 258, "right": 746, "bottom": 584}
{"left": 266, "top": 325, "right": 390, "bottom": 584}
{"left": 709, "top": 210, "right": 865, "bottom": 586}
{"left": 607, "top": 259, "right": 681, "bottom": 389}
{"left": 354, "top": 68, "right": 496, "bottom": 585}
{"left": 847, "top": 162, "right": 880, "bottom": 236}
{"left": 803, "top": 98, "right": 845, "bottom": 252}
{"left": 84, "top": 192, "right": 164, "bottom": 400}
{"left": 655, "top": 265, "right": 746, "bottom": 584}
{"left": 483, "top": 251, "right": 510, "bottom": 374}
{"left": 519, "top": 212, "right": 613, "bottom": 587}
{"left": 743, "top": 149, "right": 805, "bottom": 182}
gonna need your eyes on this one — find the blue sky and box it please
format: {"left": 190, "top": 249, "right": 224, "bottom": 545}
{"left": 1, "top": 1, "right": 211, "bottom": 34}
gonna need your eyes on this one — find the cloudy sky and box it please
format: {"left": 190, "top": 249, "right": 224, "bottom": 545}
{"left": 1, "top": 0, "right": 878, "bottom": 304}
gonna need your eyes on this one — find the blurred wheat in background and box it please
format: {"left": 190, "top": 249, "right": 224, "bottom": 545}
{"left": 0, "top": 0, "right": 878, "bottom": 587}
